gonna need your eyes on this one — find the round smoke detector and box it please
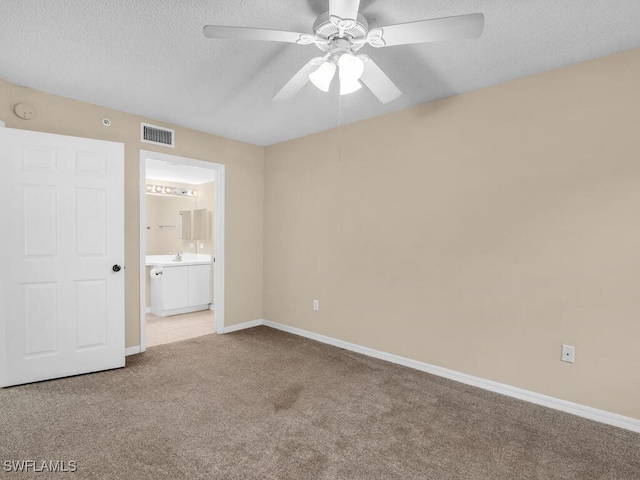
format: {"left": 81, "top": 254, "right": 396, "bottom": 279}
{"left": 14, "top": 103, "right": 35, "bottom": 120}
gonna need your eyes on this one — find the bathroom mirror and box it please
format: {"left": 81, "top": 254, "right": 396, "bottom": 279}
{"left": 178, "top": 210, "right": 192, "bottom": 240}
{"left": 193, "top": 208, "right": 210, "bottom": 240}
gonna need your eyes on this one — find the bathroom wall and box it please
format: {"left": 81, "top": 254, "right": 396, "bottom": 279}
{"left": 145, "top": 180, "right": 216, "bottom": 308}
{"left": 145, "top": 179, "right": 216, "bottom": 255}
{"left": 146, "top": 182, "right": 199, "bottom": 255}
{"left": 0, "top": 77, "right": 264, "bottom": 348}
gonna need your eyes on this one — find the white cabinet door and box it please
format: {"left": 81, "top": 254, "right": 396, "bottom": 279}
{"left": 161, "top": 266, "right": 189, "bottom": 311}
{"left": 0, "top": 128, "right": 125, "bottom": 387}
{"left": 188, "top": 264, "right": 211, "bottom": 307}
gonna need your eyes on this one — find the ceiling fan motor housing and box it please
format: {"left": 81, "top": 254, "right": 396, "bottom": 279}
{"left": 313, "top": 12, "right": 369, "bottom": 47}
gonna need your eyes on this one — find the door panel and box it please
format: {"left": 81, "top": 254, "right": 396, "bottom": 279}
{"left": 0, "top": 127, "right": 125, "bottom": 387}
{"left": 76, "top": 187, "right": 107, "bottom": 256}
{"left": 24, "top": 283, "right": 59, "bottom": 356}
{"left": 74, "top": 150, "right": 107, "bottom": 176}
{"left": 23, "top": 184, "right": 58, "bottom": 257}
{"left": 22, "top": 145, "right": 58, "bottom": 172}
{"left": 76, "top": 280, "right": 108, "bottom": 349}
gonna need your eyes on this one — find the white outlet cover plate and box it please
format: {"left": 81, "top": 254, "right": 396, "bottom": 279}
{"left": 561, "top": 344, "right": 575, "bottom": 363}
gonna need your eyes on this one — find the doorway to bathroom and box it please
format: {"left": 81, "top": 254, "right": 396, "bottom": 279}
{"left": 139, "top": 150, "right": 225, "bottom": 352}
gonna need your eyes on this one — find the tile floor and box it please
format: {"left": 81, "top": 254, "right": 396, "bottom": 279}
{"left": 146, "top": 309, "right": 215, "bottom": 347}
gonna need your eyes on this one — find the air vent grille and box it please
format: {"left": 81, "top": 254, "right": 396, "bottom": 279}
{"left": 141, "top": 123, "right": 175, "bottom": 148}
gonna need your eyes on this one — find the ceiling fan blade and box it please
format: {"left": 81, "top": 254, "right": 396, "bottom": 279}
{"left": 273, "top": 57, "right": 324, "bottom": 101}
{"left": 359, "top": 56, "right": 401, "bottom": 104}
{"left": 203, "top": 25, "right": 310, "bottom": 44}
{"left": 368, "top": 13, "right": 484, "bottom": 47}
{"left": 329, "top": 0, "right": 361, "bottom": 22}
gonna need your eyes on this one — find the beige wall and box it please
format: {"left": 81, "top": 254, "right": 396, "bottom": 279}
{"left": 263, "top": 48, "right": 640, "bottom": 419}
{"left": 0, "top": 78, "right": 264, "bottom": 347}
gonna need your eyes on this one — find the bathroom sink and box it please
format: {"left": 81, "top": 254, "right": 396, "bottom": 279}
{"left": 145, "top": 254, "right": 211, "bottom": 267}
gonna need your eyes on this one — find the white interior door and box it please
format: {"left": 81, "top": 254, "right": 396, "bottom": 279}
{"left": 0, "top": 127, "right": 125, "bottom": 387}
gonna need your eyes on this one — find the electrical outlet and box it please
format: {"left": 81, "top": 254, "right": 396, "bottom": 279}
{"left": 189, "top": 242, "right": 194, "bottom": 248}
{"left": 313, "top": 300, "right": 319, "bottom": 311}
{"left": 199, "top": 243, "right": 204, "bottom": 249}
{"left": 561, "top": 344, "right": 575, "bottom": 363}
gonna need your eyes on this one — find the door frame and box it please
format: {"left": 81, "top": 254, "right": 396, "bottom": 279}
{"left": 139, "top": 150, "right": 225, "bottom": 352}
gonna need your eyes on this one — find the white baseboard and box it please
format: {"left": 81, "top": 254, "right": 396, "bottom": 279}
{"left": 125, "top": 345, "right": 141, "bottom": 356}
{"left": 209, "top": 304, "right": 215, "bottom": 312}
{"left": 262, "top": 319, "right": 640, "bottom": 433}
{"left": 145, "top": 307, "right": 151, "bottom": 314}
{"left": 221, "top": 319, "right": 264, "bottom": 334}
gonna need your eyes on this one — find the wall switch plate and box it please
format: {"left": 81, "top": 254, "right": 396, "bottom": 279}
{"left": 199, "top": 243, "right": 204, "bottom": 248}
{"left": 561, "top": 344, "right": 575, "bottom": 363}
{"left": 189, "top": 242, "right": 194, "bottom": 248}
{"left": 313, "top": 300, "right": 319, "bottom": 311}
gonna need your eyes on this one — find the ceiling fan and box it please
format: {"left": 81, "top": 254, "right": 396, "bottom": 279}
{"left": 203, "top": 0, "right": 484, "bottom": 103}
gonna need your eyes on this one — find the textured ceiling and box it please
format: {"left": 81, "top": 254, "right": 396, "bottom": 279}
{"left": 1, "top": 1, "right": 639, "bottom": 146}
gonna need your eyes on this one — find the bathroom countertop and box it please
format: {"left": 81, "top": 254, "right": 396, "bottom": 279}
{"left": 146, "top": 254, "right": 212, "bottom": 267}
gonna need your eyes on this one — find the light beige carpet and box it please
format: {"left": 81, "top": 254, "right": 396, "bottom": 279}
{"left": 0, "top": 326, "right": 638, "bottom": 479}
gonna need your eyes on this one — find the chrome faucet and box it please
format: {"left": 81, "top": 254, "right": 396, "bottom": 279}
{"left": 174, "top": 252, "right": 182, "bottom": 261}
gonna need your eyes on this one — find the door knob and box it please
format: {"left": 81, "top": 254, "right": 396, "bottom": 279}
{"left": 112, "top": 264, "right": 122, "bottom": 272}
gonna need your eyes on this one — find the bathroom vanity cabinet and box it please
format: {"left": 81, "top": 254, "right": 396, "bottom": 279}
{"left": 148, "top": 255, "right": 212, "bottom": 317}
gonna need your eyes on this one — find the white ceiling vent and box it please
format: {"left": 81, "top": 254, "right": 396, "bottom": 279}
{"left": 141, "top": 123, "right": 175, "bottom": 148}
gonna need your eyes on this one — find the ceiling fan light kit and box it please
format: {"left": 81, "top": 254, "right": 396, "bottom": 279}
{"left": 307, "top": 50, "right": 365, "bottom": 96}
{"left": 203, "top": 0, "right": 484, "bottom": 103}
{"left": 309, "top": 61, "right": 337, "bottom": 92}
